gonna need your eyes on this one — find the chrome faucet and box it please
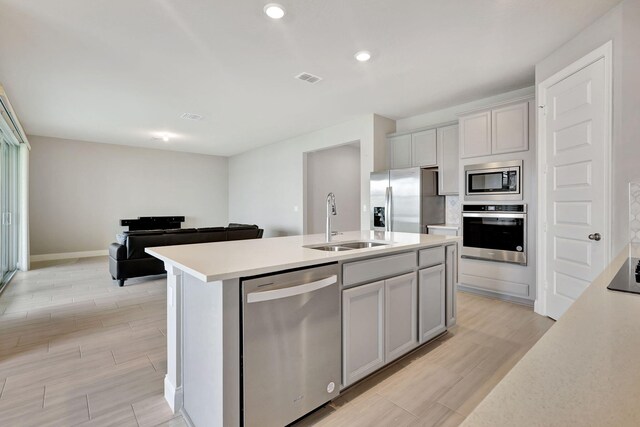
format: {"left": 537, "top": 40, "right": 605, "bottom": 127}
{"left": 326, "top": 192, "right": 337, "bottom": 242}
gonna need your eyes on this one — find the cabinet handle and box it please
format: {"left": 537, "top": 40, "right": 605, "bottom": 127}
{"left": 247, "top": 275, "right": 337, "bottom": 303}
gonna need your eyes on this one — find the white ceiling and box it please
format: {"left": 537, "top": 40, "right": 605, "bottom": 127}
{"left": 0, "top": 0, "right": 620, "bottom": 156}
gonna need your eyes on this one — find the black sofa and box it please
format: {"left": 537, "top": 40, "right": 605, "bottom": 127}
{"left": 109, "top": 224, "right": 263, "bottom": 286}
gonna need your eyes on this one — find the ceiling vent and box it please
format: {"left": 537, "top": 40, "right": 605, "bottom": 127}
{"left": 295, "top": 72, "right": 322, "bottom": 84}
{"left": 180, "top": 112, "right": 204, "bottom": 121}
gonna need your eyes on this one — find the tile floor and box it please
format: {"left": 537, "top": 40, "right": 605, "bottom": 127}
{"left": 0, "top": 257, "right": 554, "bottom": 427}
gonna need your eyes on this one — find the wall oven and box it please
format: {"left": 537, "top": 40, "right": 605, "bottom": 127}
{"left": 462, "top": 204, "right": 527, "bottom": 265}
{"left": 464, "top": 160, "right": 522, "bottom": 201}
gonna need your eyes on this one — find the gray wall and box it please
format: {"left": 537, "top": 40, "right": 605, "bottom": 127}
{"left": 228, "top": 114, "right": 394, "bottom": 237}
{"left": 29, "top": 135, "right": 228, "bottom": 255}
{"left": 305, "top": 143, "right": 361, "bottom": 234}
{"left": 535, "top": 0, "right": 640, "bottom": 256}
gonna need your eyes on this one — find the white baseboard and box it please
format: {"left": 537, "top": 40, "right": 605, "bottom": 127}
{"left": 30, "top": 249, "right": 109, "bottom": 262}
{"left": 164, "top": 375, "right": 184, "bottom": 414}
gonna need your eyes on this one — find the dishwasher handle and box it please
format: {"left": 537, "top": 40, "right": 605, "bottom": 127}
{"left": 247, "top": 275, "right": 338, "bottom": 303}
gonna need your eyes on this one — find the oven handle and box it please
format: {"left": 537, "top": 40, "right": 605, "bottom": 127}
{"left": 462, "top": 213, "right": 526, "bottom": 219}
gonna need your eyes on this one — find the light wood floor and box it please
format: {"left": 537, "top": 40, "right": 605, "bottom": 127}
{"left": 0, "top": 257, "right": 554, "bottom": 427}
{"left": 294, "top": 283, "right": 555, "bottom": 426}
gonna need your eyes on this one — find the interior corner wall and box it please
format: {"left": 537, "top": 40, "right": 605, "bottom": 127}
{"left": 305, "top": 144, "right": 361, "bottom": 234}
{"left": 28, "top": 136, "right": 228, "bottom": 256}
{"left": 228, "top": 114, "right": 392, "bottom": 238}
{"left": 535, "top": 0, "right": 640, "bottom": 256}
{"left": 373, "top": 114, "right": 396, "bottom": 171}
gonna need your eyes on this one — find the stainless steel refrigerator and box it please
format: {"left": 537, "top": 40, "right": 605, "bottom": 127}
{"left": 370, "top": 168, "right": 445, "bottom": 233}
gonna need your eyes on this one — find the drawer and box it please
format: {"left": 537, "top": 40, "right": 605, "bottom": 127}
{"left": 418, "top": 246, "right": 445, "bottom": 268}
{"left": 428, "top": 227, "right": 458, "bottom": 237}
{"left": 343, "top": 252, "right": 416, "bottom": 287}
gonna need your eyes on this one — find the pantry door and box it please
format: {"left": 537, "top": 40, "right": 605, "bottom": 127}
{"left": 538, "top": 42, "right": 612, "bottom": 320}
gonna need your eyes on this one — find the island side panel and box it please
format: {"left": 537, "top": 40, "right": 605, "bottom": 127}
{"left": 182, "top": 274, "right": 240, "bottom": 427}
{"left": 164, "top": 264, "right": 183, "bottom": 413}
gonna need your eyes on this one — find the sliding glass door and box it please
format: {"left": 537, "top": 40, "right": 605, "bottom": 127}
{"left": 0, "top": 128, "right": 18, "bottom": 289}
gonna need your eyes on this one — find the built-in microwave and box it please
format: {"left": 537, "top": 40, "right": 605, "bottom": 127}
{"left": 464, "top": 160, "right": 522, "bottom": 201}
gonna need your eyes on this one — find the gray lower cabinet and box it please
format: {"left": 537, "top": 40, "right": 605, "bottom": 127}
{"left": 445, "top": 245, "right": 458, "bottom": 327}
{"left": 418, "top": 264, "right": 446, "bottom": 343}
{"left": 342, "top": 280, "right": 385, "bottom": 387}
{"left": 343, "top": 272, "right": 419, "bottom": 387}
{"left": 384, "top": 272, "right": 418, "bottom": 363}
{"left": 343, "top": 247, "right": 452, "bottom": 388}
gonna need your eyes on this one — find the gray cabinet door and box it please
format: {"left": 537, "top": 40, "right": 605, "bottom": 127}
{"left": 437, "top": 124, "right": 459, "bottom": 195}
{"left": 389, "top": 134, "right": 412, "bottom": 169}
{"left": 384, "top": 272, "right": 417, "bottom": 363}
{"left": 445, "top": 245, "right": 458, "bottom": 327}
{"left": 411, "top": 129, "right": 437, "bottom": 167}
{"left": 459, "top": 111, "right": 491, "bottom": 158}
{"left": 491, "top": 102, "right": 529, "bottom": 155}
{"left": 342, "top": 280, "right": 385, "bottom": 387}
{"left": 418, "top": 264, "right": 446, "bottom": 343}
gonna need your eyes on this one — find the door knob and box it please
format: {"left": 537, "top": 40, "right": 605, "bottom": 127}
{"left": 588, "top": 233, "right": 601, "bottom": 241}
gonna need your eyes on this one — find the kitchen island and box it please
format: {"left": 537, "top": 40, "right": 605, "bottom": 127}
{"left": 147, "top": 230, "right": 459, "bottom": 427}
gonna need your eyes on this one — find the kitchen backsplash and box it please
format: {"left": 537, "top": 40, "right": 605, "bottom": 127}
{"left": 446, "top": 195, "right": 460, "bottom": 225}
{"left": 630, "top": 182, "right": 640, "bottom": 243}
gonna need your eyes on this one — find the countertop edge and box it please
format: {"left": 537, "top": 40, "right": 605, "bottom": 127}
{"left": 146, "top": 236, "right": 460, "bottom": 283}
{"left": 460, "top": 243, "right": 637, "bottom": 426}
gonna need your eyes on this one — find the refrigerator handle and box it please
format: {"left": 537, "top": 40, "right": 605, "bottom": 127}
{"left": 385, "top": 187, "right": 392, "bottom": 232}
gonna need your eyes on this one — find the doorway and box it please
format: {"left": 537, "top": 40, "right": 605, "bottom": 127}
{"left": 0, "top": 123, "right": 19, "bottom": 291}
{"left": 537, "top": 41, "right": 612, "bottom": 319}
{"left": 304, "top": 142, "right": 361, "bottom": 235}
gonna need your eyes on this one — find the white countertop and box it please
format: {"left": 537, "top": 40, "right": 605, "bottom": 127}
{"left": 462, "top": 244, "right": 640, "bottom": 426}
{"left": 146, "top": 230, "right": 459, "bottom": 282}
{"left": 427, "top": 224, "right": 460, "bottom": 230}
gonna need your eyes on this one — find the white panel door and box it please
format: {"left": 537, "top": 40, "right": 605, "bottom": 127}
{"left": 389, "top": 134, "right": 412, "bottom": 169}
{"left": 544, "top": 58, "right": 607, "bottom": 320}
{"left": 411, "top": 129, "right": 437, "bottom": 167}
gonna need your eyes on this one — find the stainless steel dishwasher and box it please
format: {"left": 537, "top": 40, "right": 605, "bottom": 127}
{"left": 241, "top": 263, "right": 341, "bottom": 427}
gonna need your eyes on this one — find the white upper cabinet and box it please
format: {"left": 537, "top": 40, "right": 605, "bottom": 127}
{"left": 437, "top": 124, "right": 459, "bottom": 195}
{"left": 491, "top": 102, "right": 529, "bottom": 154}
{"left": 388, "top": 129, "right": 437, "bottom": 169}
{"left": 389, "top": 134, "right": 412, "bottom": 169}
{"left": 411, "top": 129, "right": 437, "bottom": 167}
{"left": 460, "top": 111, "right": 491, "bottom": 158}
{"left": 460, "top": 100, "right": 530, "bottom": 159}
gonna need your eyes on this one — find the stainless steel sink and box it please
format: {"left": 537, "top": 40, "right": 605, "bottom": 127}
{"left": 339, "top": 241, "right": 389, "bottom": 249}
{"left": 305, "top": 240, "right": 391, "bottom": 252}
{"left": 309, "top": 245, "right": 353, "bottom": 252}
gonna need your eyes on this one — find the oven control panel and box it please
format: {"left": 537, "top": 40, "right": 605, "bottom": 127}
{"left": 462, "top": 204, "right": 526, "bottom": 213}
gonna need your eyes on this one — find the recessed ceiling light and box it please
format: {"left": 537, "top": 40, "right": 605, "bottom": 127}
{"left": 354, "top": 51, "right": 371, "bottom": 62}
{"left": 264, "top": 3, "right": 285, "bottom": 19}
